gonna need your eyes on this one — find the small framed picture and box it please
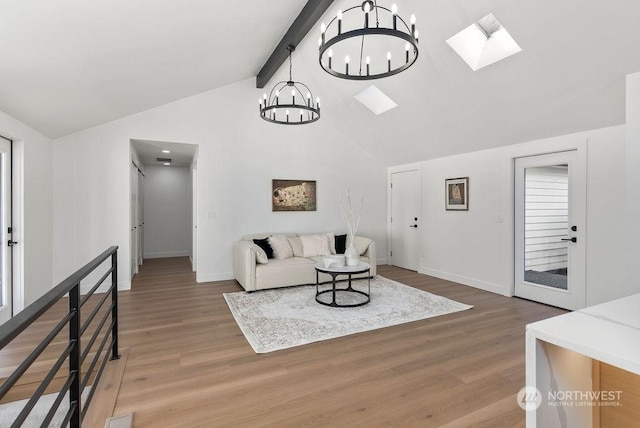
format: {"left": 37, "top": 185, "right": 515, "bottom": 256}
{"left": 445, "top": 177, "right": 469, "bottom": 211}
{"left": 272, "top": 179, "right": 317, "bottom": 211}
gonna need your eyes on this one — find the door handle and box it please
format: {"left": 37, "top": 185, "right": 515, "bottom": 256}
{"left": 409, "top": 225, "right": 418, "bottom": 228}
{"left": 7, "top": 240, "right": 18, "bottom": 247}
{"left": 560, "top": 237, "right": 577, "bottom": 243}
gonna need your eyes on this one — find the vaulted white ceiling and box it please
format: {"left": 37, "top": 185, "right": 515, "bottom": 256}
{"left": 0, "top": 0, "right": 305, "bottom": 137}
{"left": 2, "top": 0, "right": 640, "bottom": 164}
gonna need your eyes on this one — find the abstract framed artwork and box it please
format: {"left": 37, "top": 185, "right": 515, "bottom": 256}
{"left": 272, "top": 179, "right": 317, "bottom": 211}
{"left": 445, "top": 177, "right": 469, "bottom": 211}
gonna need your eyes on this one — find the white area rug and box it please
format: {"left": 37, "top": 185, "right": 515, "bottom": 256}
{"left": 224, "top": 276, "right": 473, "bottom": 353}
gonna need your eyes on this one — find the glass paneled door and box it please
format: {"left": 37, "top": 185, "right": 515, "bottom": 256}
{"left": 0, "top": 136, "right": 12, "bottom": 324}
{"left": 515, "top": 151, "right": 586, "bottom": 310}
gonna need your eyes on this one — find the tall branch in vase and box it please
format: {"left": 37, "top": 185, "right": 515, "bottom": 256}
{"left": 339, "top": 188, "right": 364, "bottom": 246}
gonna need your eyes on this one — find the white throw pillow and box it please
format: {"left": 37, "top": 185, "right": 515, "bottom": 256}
{"left": 353, "top": 236, "right": 371, "bottom": 255}
{"left": 250, "top": 244, "right": 269, "bottom": 264}
{"left": 300, "top": 234, "right": 332, "bottom": 257}
{"left": 325, "top": 232, "right": 336, "bottom": 254}
{"left": 287, "top": 236, "right": 304, "bottom": 257}
{"left": 268, "top": 235, "right": 294, "bottom": 259}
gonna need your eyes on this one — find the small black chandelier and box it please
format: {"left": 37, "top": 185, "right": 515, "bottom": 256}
{"left": 259, "top": 45, "right": 321, "bottom": 125}
{"left": 319, "top": 1, "right": 419, "bottom": 80}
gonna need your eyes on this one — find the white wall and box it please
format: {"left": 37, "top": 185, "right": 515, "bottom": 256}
{"left": 626, "top": 72, "right": 640, "bottom": 298}
{"left": 52, "top": 77, "right": 388, "bottom": 288}
{"left": 0, "top": 110, "right": 53, "bottom": 306}
{"left": 396, "top": 124, "right": 629, "bottom": 306}
{"left": 143, "top": 165, "right": 191, "bottom": 259}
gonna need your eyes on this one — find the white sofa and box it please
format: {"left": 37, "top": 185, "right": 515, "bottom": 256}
{"left": 233, "top": 233, "right": 376, "bottom": 292}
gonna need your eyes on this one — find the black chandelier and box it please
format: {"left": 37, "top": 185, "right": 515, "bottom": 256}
{"left": 319, "top": 1, "right": 419, "bottom": 80}
{"left": 259, "top": 45, "right": 321, "bottom": 125}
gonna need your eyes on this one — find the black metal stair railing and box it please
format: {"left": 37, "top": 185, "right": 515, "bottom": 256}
{"left": 0, "top": 246, "right": 119, "bottom": 427}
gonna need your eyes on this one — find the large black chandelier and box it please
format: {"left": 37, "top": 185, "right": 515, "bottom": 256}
{"left": 319, "top": 1, "right": 419, "bottom": 80}
{"left": 259, "top": 45, "right": 321, "bottom": 125}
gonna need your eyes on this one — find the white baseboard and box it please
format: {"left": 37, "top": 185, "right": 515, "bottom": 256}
{"left": 419, "top": 267, "right": 507, "bottom": 296}
{"left": 376, "top": 258, "right": 388, "bottom": 265}
{"left": 197, "top": 272, "right": 234, "bottom": 283}
{"left": 143, "top": 251, "right": 190, "bottom": 259}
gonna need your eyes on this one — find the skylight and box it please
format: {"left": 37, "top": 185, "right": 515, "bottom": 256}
{"left": 354, "top": 85, "right": 398, "bottom": 115}
{"left": 446, "top": 13, "right": 521, "bottom": 71}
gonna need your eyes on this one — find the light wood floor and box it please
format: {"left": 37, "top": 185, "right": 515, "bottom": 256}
{"left": 109, "top": 258, "right": 565, "bottom": 427}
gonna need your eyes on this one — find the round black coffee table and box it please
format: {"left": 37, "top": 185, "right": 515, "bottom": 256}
{"left": 314, "top": 262, "right": 371, "bottom": 307}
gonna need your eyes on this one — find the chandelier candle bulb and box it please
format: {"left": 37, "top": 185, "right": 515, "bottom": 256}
{"left": 321, "top": 22, "right": 326, "bottom": 45}
{"left": 415, "top": 29, "right": 419, "bottom": 43}
{"left": 328, "top": 49, "right": 333, "bottom": 69}
{"left": 392, "top": 4, "right": 398, "bottom": 29}
{"left": 286, "top": 109, "right": 289, "bottom": 122}
{"left": 364, "top": 2, "right": 370, "bottom": 28}
{"left": 292, "top": 89, "right": 295, "bottom": 105}
{"left": 405, "top": 43, "right": 410, "bottom": 63}
{"left": 300, "top": 110, "right": 303, "bottom": 121}
{"left": 337, "top": 9, "right": 342, "bottom": 34}
{"left": 411, "top": 14, "right": 416, "bottom": 36}
{"left": 366, "top": 55, "right": 370, "bottom": 75}
{"left": 387, "top": 51, "right": 392, "bottom": 72}
{"left": 307, "top": 92, "right": 311, "bottom": 106}
{"left": 345, "top": 55, "right": 350, "bottom": 75}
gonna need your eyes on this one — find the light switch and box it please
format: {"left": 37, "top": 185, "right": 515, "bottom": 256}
{"left": 207, "top": 211, "right": 216, "bottom": 219}
{"left": 496, "top": 214, "right": 504, "bottom": 223}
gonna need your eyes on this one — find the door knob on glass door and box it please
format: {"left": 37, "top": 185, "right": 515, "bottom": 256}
{"left": 409, "top": 224, "right": 418, "bottom": 228}
{"left": 560, "top": 237, "right": 577, "bottom": 243}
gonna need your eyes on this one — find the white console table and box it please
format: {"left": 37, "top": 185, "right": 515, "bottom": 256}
{"left": 525, "top": 293, "right": 640, "bottom": 427}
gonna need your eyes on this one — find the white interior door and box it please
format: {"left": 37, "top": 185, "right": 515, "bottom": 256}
{"left": 0, "top": 137, "right": 12, "bottom": 324}
{"left": 390, "top": 169, "right": 420, "bottom": 271}
{"left": 191, "top": 165, "right": 197, "bottom": 272}
{"left": 137, "top": 171, "right": 144, "bottom": 266}
{"left": 130, "top": 162, "right": 138, "bottom": 279}
{"left": 515, "top": 150, "right": 586, "bottom": 310}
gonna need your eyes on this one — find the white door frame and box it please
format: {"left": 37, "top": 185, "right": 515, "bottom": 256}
{"left": 512, "top": 149, "right": 587, "bottom": 310}
{"left": 387, "top": 163, "right": 422, "bottom": 269}
{"left": 0, "top": 137, "right": 12, "bottom": 323}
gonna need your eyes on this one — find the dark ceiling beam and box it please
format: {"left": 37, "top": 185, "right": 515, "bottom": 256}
{"left": 256, "top": 0, "right": 336, "bottom": 88}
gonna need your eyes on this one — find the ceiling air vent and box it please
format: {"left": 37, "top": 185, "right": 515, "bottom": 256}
{"left": 156, "top": 157, "right": 172, "bottom": 163}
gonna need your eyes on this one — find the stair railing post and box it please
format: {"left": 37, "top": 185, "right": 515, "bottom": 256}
{"left": 69, "top": 282, "right": 81, "bottom": 427}
{"left": 111, "top": 250, "right": 120, "bottom": 360}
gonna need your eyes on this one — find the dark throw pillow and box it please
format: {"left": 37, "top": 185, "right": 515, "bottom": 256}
{"left": 253, "top": 238, "right": 274, "bottom": 259}
{"left": 334, "top": 234, "right": 347, "bottom": 254}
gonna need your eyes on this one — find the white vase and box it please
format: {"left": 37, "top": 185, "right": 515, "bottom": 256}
{"left": 344, "top": 243, "right": 359, "bottom": 266}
